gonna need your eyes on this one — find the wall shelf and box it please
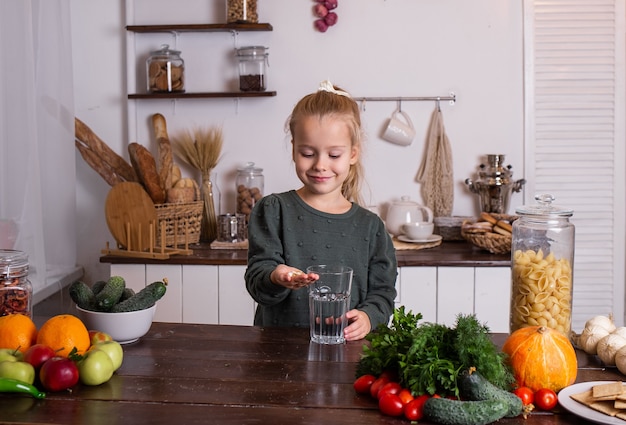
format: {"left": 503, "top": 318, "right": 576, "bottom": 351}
{"left": 128, "top": 91, "right": 276, "bottom": 99}
{"left": 126, "top": 23, "right": 273, "bottom": 33}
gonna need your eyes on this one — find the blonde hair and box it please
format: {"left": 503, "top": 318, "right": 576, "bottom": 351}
{"left": 288, "top": 84, "right": 365, "bottom": 205}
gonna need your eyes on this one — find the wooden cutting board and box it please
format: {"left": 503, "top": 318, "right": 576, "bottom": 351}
{"left": 105, "top": 182, "right": 158, "bottom": 251}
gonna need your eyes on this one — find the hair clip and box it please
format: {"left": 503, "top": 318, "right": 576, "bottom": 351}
{"left": 318, "top": 80, "right": 351, "bottom": 98}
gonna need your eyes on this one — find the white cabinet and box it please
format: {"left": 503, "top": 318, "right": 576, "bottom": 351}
{"left": 109, "top": 263, "right": 511, "bottom": 331}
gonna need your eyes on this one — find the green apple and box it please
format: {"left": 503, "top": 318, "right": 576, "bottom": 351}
{"left": 0, "top": 360, "right": 36, "bottom": 384}
{"left": 0, "top": 348, "right": 23, "bottom": 363}
{"left": 92, "top": 341, "right": 123, "bottom": 371}
{"left": 88, "top": 330, "right": 113, "bottom": 345}
{"left": 77, "top": 349, "right": 114, "bottom": 386}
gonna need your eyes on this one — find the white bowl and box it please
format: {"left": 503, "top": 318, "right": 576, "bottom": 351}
{"left": 75, "top": 304, "right": 157, "bottom": 344}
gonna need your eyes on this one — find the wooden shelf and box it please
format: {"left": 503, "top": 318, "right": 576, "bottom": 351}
{"left": 126, "top": 23, "right": 273, "bottom": 33}
{"left": 128, "top": 91, "right": 277, "bottom": 99}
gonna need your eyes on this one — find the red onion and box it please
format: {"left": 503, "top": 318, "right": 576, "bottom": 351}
{"left": 324, "top": 0, "right": 338, "bottom": 10}
{"left": 324, "top": 12, "right": 338, "bottom": 26}
{"left": 314, "top": 18, "right": 329, "bottom": 32}
{"left": 313, "top": 4, "right": 328, "bottom": 18}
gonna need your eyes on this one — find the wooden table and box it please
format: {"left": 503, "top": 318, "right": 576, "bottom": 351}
{"left": 1, "top": 322, "right": 619, "bottom": 424}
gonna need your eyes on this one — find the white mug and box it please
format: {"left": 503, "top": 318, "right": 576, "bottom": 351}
{"left": 381, "top": 110, "right": 416, "bottom": 146}
{"left": 401, "top": 222, "right": 434, "bottom": 240}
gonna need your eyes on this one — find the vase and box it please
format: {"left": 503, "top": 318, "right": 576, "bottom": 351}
{"left": 200, "top": 172, "right": 219, "bottom": 242}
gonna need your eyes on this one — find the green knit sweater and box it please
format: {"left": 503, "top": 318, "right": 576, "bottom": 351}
{"left": 245, "top": 190, "right": 397, "bottom": 330}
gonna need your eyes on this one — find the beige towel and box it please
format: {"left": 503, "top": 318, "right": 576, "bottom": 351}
{"left": 415, "top": 106, "right": 454, "bottom": 216}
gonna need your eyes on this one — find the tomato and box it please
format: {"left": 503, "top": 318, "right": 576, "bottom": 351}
{"left": 534, "top": 388, "right": 558, "bottom": 411}
{"left": 353, "top": 374, "right": 376, "bottom": 394}
{"left": 398, "top": 388, "right": 414, "bottom": 405}
{"left": 379, "top": 393, "right": 404, "bottom": 417}
{"left": 377, "top": 382, "right": 402, "bottom": 399}
{"left": 513, "top": 386, "right": 534, "bottom": 406}
{"left": 404, "top": 394, "right": 429, "bottom": 421}
{"left": 370, "top": 376, "right": 390, "bottom": 398}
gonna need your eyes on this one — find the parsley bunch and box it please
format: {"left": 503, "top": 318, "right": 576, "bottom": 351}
{"left": 356, "top": 307, "right": 515, "bottom": 398}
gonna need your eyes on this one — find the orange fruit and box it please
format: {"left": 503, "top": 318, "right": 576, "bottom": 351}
{"left": 36, "top": 314, "right": 90, "bottom": 358}
{"left": 0, "top": 313, "right": 38, "bottom": 353}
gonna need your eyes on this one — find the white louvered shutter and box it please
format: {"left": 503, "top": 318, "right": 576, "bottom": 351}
{"left": 523, "top": 0, "right": 626, "bottom": 331}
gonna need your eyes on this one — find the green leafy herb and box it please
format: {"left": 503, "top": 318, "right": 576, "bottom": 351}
{"left": 356, "top": 307, "right": 515, "bottom": 398}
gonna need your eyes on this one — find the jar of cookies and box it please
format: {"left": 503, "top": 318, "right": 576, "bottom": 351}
{"left": 146, "top": 44, "right": 185, "bottom": 93}
{"left": 226, "top": 0, "right": 258, "bottom": 23}
{"left": 236, "top": 162, "right": 264, "bottom": 224}
{"left": 0, "top": 249, "right": 32, "bottom": 318}
{"left": 510, "top": 194, "right": 575, "bottom": 336}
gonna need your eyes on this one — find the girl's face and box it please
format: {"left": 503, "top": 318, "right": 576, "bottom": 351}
{"left": 292, "top": 115, "right": 359, "bottom": 199}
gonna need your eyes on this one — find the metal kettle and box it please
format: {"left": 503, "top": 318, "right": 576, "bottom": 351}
{"left": 465, "top": 154, "right": 525, "bottom": 214}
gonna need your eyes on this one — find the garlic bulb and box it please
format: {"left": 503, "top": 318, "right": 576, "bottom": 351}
{"left": 613, "top": 327, "right": 626, "bottom": 340}
{"left": 585, "top": 314, "right": 616, "bottom": 334}
{"left": 616, "top": 346, "right": 626, "bottom": 375}
{"left": 579, "top": 325, "right": 612, "bottom": 355}
{"left": 596, "top": 333, "right": 626, "bottom": 366}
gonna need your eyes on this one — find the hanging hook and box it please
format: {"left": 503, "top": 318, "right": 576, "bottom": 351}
{"left": 436, "top": 97, "right": 441, "bottom": 112}
{"left": 397, "top": 99, "right": 402, "bottom": 112}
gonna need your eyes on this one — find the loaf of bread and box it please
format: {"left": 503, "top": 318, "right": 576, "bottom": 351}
{"left": 128, "top": 142, "right": 166, "bottom": 204}
{"left": 152, "top": 113, "right": 173, "bottom": 191}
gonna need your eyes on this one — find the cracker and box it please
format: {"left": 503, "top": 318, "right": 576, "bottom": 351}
{"left": 570, "top": 390, "right": 621, "bottom": 417}
{"left": 593, "top": 382, "right": 624, "bottom": 398}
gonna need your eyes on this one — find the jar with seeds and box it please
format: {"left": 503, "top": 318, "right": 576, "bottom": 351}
{"left": 226, "top": 0, "right": 258, "bottom": 23}
{"left": 146, "top": 44, "right": 185, "bottom": 93}
{"left": 236, "top": 162, "right": 264, "bottom": 225}
{"left": 0, "top": 249, "right": 32, "bottom": 318}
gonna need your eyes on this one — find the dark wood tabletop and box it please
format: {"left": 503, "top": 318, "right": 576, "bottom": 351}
{"left": 100, "top": 240, "right": 511, "bottom": 267}
{"left": 2, "top": 322, "right": 616, "bottom": 425}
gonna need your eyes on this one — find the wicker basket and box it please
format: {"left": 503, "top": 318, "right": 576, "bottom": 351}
{"left": 461, "top": 214, "right": 518, "bottom": 255}
{"left": 155, "top": 201, "right": 203, "bottom": 247}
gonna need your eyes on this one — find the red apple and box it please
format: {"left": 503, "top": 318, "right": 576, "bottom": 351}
{"left": 24, "top": 344, "right": 56, "bottom": 369}
{"left": 88, "top": 330, "right": 113, "bottom": 345}
{"left": 39, "top": 357, "right": 79, "bottom": 392}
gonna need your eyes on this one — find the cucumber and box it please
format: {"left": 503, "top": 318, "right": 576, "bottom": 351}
{"left": 423, "top": 397, "right": 509, "bottom": 425}
{"left": 91, "top": 280, "right": 107, "bottom": 295}
{"left": 459, "top": 367, "right": 523, "bottom": 418}
{"left": 68, "top": 280, "right": 95, "bottom": 310}
{"left": 120, "top": 287, "right": 136, "bottom": 302}
{"left": 95, "top": 276, "right": 126, "bottom": 311}
{"left": 110, "top": 280, "right": 167, "bottom": 313}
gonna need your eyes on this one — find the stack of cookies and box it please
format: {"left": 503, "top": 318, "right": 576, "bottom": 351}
{"left": 461, "top": 212, "right": 518, "bottom": 254}
{"left": 569, "top": 381, "right": 626, "bottom": 420}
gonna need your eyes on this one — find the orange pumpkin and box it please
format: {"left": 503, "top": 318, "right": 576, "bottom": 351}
{"left": 502, "top": 326, "right": 577, "bottom": 392}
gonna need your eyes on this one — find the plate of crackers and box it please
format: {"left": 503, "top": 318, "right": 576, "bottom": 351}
{"left": 559, "top": 381, "right": 626, "bottom": 424}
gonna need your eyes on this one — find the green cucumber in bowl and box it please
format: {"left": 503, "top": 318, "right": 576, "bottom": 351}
{"left": 110, "top": 280, "right": 167, "bottom": 313}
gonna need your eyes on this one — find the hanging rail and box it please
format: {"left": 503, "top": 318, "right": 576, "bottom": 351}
{"left": 352, "top": 92, "right": 456, "bottom": 105}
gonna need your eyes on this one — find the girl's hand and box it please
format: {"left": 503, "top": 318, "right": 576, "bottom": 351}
{"left": 343, "top": 310, "right": 371, "bottom": 341}
{"left": 271, "top": 264, "right": 318, "bottom": 289}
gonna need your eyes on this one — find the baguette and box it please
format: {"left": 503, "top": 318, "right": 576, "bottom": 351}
{"left": 128, "top": 142, "right": 166, "bottom": 204}
{"left": 75, "top": 141, "right": 124, "bottom": 186}
{"left": 75, "top": 118, "right": 138, "bottom": 183}
{"left": 152, "top": 113, "right": 173, "bottom": 191}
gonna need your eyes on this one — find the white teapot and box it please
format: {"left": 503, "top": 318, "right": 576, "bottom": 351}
{"left": 385, "top": 196, "right": 433, "bottom": 236}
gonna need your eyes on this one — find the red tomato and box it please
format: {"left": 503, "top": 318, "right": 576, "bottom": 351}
{"left": 377, "top": 382, "right": 403, "bottom": 399}
{"left": 534, "top": 388, "right": 558, "bottom": 411}
{"left": 513, "top": 386, "right": 534, "bottom": 406}
{"left": 398, "top": 388, "right": 414, "bottom": 405}
{"left": 370, "top": 376, "right": 390, "bottom": 399}
{"left": 353, "top": 374, "right": 376, "bottom": 395}
{"left": 404, "top": 394, "right": 429, "bottom": 421}
{"left": 379, "top": 393, "right": 404, "bottom": 417}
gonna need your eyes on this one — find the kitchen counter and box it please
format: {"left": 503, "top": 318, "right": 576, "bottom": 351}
{"left": 100, "top": 240, "right": 511, "bottom": 267}
{"left": 2, "top": 321, "right": 621, "bottom": 424}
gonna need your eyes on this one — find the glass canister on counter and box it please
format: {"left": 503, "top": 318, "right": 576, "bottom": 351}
{"left": 510, "top": 194, "right": 575, "bottom": 336}
{"left": 235, "top": 46, "right": 269, "bottom": 92}
{"left": 226, "top": 0, "right": 258, "bottom": 23}
{"left": 146, "top": 44, "right": 185, "bottom": 93}
{"left": 236, "top": 162, "right": 264, "bottom": 224}
{"left": 0, "top": 249, "right": 32, "bottom": 318}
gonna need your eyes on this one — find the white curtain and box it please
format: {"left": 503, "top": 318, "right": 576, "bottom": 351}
{"left": 0, "top": 0, "right": 76, "bottom": 292}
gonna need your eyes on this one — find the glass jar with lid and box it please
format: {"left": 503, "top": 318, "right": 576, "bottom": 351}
{"left": 510, "top": 194, "right": 575, "bottom": 336}
{"left": 236, "top": 162, "right": 264, "bottom": 224}
{"left": 235, "top": 46, "right": 269, "bottom": 92}
{"left": 0, "top": 249, "right": 33, "bottom": 318}
{"left": 146, "top": 44, "right": 185, "bottom": 93}
{"left": 226, "top": 0, "right": 258, "bottom": 23}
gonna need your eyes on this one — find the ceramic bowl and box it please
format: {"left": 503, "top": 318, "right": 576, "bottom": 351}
{"left": 76, "top": 304, "right": 157, "bottom": 344}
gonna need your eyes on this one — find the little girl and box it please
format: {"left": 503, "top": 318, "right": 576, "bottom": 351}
{"left": 244, "top": 80, "right": 397, "bottom": 341}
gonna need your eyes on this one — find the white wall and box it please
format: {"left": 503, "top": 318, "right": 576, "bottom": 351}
{"left": 71, "top": 0, "right": 524, "bottom": 284}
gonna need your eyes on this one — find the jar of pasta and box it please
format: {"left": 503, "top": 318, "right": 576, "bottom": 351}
{"left": 0, "top": 250, "right": 32, "bottom": 318}
{"left": 510, "top": 194, "right": 575, "bottom": 335}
